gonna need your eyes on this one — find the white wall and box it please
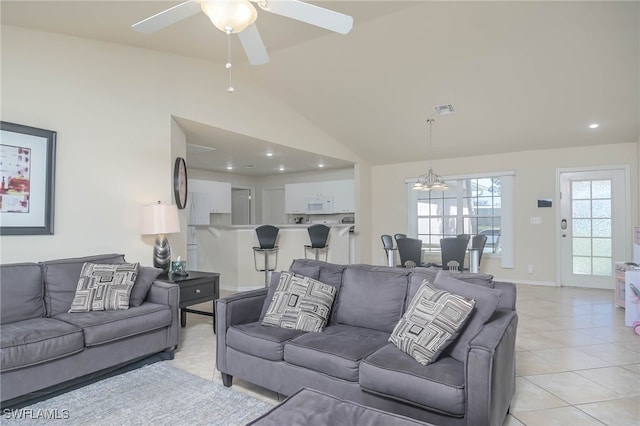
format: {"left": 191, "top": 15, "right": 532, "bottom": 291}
{"left": 372, "top": 143, "right": 638, "bottom": 284}
{"left": 0, "top": 26, "right": 366, "bottom": 266}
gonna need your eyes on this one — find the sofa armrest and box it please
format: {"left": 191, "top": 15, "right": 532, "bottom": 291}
{"left": 465, "top": 309, "right": 518, "bottom": 426}
{"left": 146, "top": 280, "right": 180, "bottom": 350}
{"left": 215, "top": 288, "right": 268, "bottom": 374}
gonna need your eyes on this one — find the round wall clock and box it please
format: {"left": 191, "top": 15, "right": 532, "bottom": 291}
{"left": 173, "top": 157, "right": 188, "bottom": 209}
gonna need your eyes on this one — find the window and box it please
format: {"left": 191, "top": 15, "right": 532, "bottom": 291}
{"left": 407, "top": 172, "right": 514, "bottom": 268}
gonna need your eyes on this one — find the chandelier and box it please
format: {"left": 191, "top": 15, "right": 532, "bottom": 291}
{"left": 413, "top": 118, "right": 448, "bottom": 191}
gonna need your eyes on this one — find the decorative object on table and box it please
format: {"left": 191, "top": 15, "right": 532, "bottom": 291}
{"left": 171, "top": 256, "right": 187, "bottom": 276}
{"left": 412, "top": 118, "right": 448, "bottom": 192}
{"left": 173, "top": 157, "right": 188, "bottom": 209}
{"left": 0, "top": 121, "right": 56, "bottom": 235}
{"left": 140, "top": 201, "right": 180, "bottom": 275}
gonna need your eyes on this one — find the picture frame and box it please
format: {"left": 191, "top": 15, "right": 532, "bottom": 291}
{"left": 0, "top": 121, "right": 57, "bottom": 235}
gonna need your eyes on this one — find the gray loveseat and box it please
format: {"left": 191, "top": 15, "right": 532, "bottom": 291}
{"left": 216, "top": 259, "right": 518, "bottom": 426}
{"left": 0, "top": 253, "right": 180, "bottom": 406}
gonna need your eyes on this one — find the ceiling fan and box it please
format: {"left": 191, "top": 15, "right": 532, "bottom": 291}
{"left": 132, "top": 0, "right": 354, "bottom": 66}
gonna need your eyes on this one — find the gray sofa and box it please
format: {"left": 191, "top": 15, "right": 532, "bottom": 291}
{"left": 216, "top": 259, "right": 518, "bottom": 426}
{"left": 0, "top": 253, "right": 180, "bottom": 406}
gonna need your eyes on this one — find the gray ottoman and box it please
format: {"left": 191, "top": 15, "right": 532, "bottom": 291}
{"left": 247, "top": 388, "right": 434, "bottom": 425}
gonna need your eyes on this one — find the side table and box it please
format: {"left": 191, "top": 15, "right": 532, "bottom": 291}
{"left": 158, "top": 271, "right": 220, "bottom": 331}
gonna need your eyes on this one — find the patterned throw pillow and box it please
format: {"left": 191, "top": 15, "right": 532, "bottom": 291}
{"left": 68, "top": 262, "right": 139, "bottom": 312}
{"left": 262, "top": 271, "right": 336, "bottom": 333}
{"left": 389, "top": 279, "right": 475, "bottom": 365}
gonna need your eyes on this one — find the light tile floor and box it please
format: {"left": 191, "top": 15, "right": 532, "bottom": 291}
{"left": 168, "top": 284, "right": 640, "bottom": 425}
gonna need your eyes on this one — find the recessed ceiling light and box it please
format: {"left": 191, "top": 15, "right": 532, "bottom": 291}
{"left": 318, "top": 164, "right": 325, "bottom": 168}
{"left": 266, "top": 152, "right": 273, "bottom": 157}
{"left": 279, "top": 166, "right": 285, "bottom": 171}
{"left": 589, "top": 123, "right": 599, "bottom": 129}
{"left": 226, "top": 165, "right": 233, "bottom": 170}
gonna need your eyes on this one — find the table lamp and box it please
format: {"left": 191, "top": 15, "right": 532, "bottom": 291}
{"left": 141, "top": 201, "right": 180, "bottom": 275}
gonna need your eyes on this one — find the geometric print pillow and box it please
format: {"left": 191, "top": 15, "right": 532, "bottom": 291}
{"left": 68, "top": 263, "right": 139, "bottom": 312}
{"left": 262, "top": 271, "right": 336, "bottom": 333}
{"left": 389, "top": 279, "right": 475, "bottom": 365}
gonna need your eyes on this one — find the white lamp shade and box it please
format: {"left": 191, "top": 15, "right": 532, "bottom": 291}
{"left": 141, "top": 203, "right": 180, "bottom": 235}
{"left": 201, "top": 0, "right": 258, "bottom": 33}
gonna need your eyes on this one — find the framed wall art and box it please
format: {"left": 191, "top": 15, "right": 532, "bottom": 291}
{"left": 0, "top": 122, "right": 57, "bottom": 235}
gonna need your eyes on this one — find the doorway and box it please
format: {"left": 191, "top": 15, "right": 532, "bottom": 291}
{"left": 232, "top": 188, "right": 252, "bottom": 225}
{"left": 558, "top": 167, "right": 628, "bottom": 289}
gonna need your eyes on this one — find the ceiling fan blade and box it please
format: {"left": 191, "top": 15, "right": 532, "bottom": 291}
{"left": 260, "top": 0, "right": 353, "bottom": 35}
{"left": 237, "top": 24, "right": 270, "bottom": 65}
{"left": 132, "top": 0, "right": 202, "bottom": 34}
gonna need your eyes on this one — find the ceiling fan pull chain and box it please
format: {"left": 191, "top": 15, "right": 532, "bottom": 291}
{"left": 225, "top": 26, "right": 234, "bottom": 93}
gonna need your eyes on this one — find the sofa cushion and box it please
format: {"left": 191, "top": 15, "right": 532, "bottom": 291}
{"left": 335, "top": 265, "right": 409, "bottom": 333}
{"left": 289, "top": 259, "right": 345, "bottom": 287}
{"left": 259, "top": 265, "right": 320, "bottom": 320}
{"left": 360, "top": 343, "right": 466, "bottom": 417}
{"left": 389, "top": 280, "right": 475, "bottom": 365}
{"left": 42, "top": 253, "right": 126, "bottom": 316}
{"left": 53, "top": 303, "right": 171, "bottom": 347}
{"left": 129, "top": 266, "right": 163, "bottom": 307}
{"left": 227, "top": 322, "right": 306, "bottom": 361}
{"left": 284, "top": 324, "right": 389, "bottom": 382}
{"left": 0, "top": 263, "right": 45, "bottom": 324}
{"left": 68, "top": 262, "right": 139, "bottom": 312}
{"left": 0, "top": 317, "right": 84, "bottom": 372}
{"left": 262, "top": 271, "right": 336, "bottom": 332}
{"left": 432, "top": 271, "right": 501, "bottom": 362}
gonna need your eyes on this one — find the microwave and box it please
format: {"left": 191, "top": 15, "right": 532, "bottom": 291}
{"left": 305, "top": 196, "right": 334, "bottom": 214}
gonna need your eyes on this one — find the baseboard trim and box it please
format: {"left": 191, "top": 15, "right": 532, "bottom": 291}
{"left": 506, "top": 279, "right": 557, "bottom": 287}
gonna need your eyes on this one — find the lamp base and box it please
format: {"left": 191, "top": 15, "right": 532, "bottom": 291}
{"left": 153, "top": 236, "right": 171, "bottom": 275}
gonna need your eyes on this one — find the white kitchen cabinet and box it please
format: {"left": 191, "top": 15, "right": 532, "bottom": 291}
{"left": 284, "top": 183, "right": 308, "bottom": 213}
{"left": 285, "top": 179, "right": 355, "bottom": 214}
{"left": 332, "top": 179, "right": 355, "bottom": 213}
{"left": 188, "top": 179, "right": 232, "bottom": 216}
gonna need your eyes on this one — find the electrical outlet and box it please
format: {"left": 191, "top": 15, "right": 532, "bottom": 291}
{"left": 528, "top": 264, "right": 534, "bottom": 274}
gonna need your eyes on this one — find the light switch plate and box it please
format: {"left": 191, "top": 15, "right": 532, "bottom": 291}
{"left": 530, "top": 217, "right": 542, "bottom": 224}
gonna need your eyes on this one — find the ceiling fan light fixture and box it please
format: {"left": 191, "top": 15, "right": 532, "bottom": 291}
{"left": 201, "top": 0, "right": 258, "bottom": 33}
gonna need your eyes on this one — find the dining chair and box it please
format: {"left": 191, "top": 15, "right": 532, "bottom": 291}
{"left": 396, "top": 237, "right": 424, "bottom": 268}
{"left": 456, "top": 234, "right": 471, "bottom": 243}
{"left": 470, "top": 234, "right": 488, "bottom": 266}
{"left": 393, "top": 233, "right": 407, "bottom": 245}
{"left": 439, "top": 237, "right": 468, "bottom": 271}
{"left": 381, "top": 234, "right": 396, "bottom": 267}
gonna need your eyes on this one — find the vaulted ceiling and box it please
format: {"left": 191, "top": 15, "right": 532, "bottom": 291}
{"left": 2, "top": 1, "right": 638, "bottom": 175}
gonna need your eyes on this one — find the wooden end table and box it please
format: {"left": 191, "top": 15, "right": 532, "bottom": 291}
{"left": 159, "top": 271, "right": 220, "bottom": 331}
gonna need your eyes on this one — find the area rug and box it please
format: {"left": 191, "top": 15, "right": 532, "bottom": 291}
{"left": 2, "top": 362, "right": 274, "bottom": 425}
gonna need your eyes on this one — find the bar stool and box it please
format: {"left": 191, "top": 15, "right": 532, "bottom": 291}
{"left": 253, "top": 225, "right": 279, "bottom": 287}
{"left": 305, "top": 224, "right": 330, "bottom": 261}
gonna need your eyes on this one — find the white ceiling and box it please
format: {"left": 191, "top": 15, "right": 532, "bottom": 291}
{"left": 2, "top": 1, "right": 638, "bottom": 175}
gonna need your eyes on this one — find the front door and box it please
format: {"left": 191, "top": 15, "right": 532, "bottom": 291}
{"left": 558, "top": 168, "right": 628, "bottom": 289}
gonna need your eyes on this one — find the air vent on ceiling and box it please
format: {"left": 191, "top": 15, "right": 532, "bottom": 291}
{"left": 186, "top": 143, "right": 216, "bottom": 153}
{"left": 434, "top": 104, "right": 455, "bottom": 115}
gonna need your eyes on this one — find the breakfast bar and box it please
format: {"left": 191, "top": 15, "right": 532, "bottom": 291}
{"left": 191, "top": 223, "right": 354, "bottom": 292}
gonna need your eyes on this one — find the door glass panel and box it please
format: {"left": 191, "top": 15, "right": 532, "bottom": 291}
{"left": 592, "top": 180, "right": 611, "bottom": 199}
{"left": 572, "top": 181, "right": 591, "bottom": 199}
{"left": 573, "top": 219, "right": 591, "bottom": 237}
{"left": 593, "top": 219, "right": 611, "bottom": 237}
{"left": 572, "top": 200, "right": 591, "bottom": 218}
{"left": 571, "top": 178, "right": 613, "bottom": 277}
{"left": 573, "top": 238, "right": 591, "bottom": 256}
{"left": 592, "top": 200, "right": 611, "bottom": 218}
{"left": 573, "top": 256, "right": 591, "bottom": 275}
{"left": 592, "top": 238, "right": 611, "bottom": 257}
{"left": 592, "top": 258, "right": 612, "bottom": 276}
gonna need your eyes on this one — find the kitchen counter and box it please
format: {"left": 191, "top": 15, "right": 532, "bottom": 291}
{"left": 191, "top": 224, "right": 354, "bottom": 291}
